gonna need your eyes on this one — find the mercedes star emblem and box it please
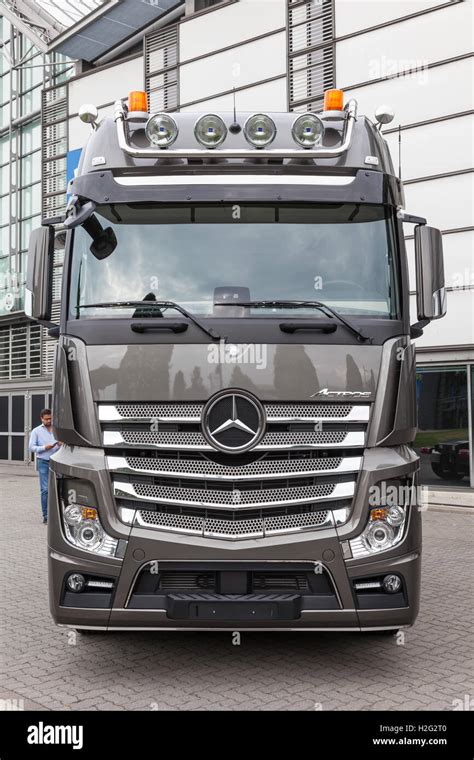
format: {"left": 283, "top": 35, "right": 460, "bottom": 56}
{"left": 202, "top": 390, "right": 266, "bottom": 454}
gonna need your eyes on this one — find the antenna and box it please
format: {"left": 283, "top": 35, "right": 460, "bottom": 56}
{"left": 398, "top": 124, "right": 402, "bottom": 180}
{"left": 229, "top": 87, "right": 241, "bottom": 134}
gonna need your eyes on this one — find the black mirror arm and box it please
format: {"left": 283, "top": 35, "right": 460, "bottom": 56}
{"left": 410, "top": 319, "right": 430, "bottom": 339}
{"left": 64, "top": 197, "right": 97, "bottom": 229}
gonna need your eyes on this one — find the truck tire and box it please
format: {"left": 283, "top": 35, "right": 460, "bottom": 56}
{"left": 75, "top": 628, "right": 103, "bottom": 635}
{"left": 431, "top": 463, "right": 464, "bottom": 480}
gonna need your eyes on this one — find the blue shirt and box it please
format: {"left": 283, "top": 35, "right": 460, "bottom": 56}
{"left": 29, "top": 424, "right": 59, "bottom": 461}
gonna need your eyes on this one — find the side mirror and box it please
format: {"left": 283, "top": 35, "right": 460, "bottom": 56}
{"left": 25, "top": 226, "right": 55, "bottom": 323}
{"left": 414, "top": 225, "right": 446, "bottom": 321}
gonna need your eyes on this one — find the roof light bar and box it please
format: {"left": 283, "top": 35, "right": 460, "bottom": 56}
{"left": 114, "top": 98, "right": 358, "bottom": 159}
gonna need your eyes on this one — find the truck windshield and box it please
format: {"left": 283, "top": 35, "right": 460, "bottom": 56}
{"left": 69, "top": 203, "right": 399, "bottom": 319}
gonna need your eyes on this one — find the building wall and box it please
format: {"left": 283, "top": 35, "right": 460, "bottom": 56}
{"left": 1, "top": 0, "right": 473, "bottom": 475}
{"left": 335, "top": 0, "right": 474, "bottom": 358}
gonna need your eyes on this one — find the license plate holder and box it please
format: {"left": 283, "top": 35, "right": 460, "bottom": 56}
{"left": 167, "top": 593, "right": 301, "bottom": 621}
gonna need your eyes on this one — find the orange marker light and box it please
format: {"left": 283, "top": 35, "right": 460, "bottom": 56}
{"left": 323, "top": 89, "right": 344, "bottom": 111}
{"left": 128, "top": 90, "right": 148, "bottom": 112}
{"left": 81, "top": 507, "right": 98, "bottom": 520}
{"left": 370, "top": 507, "right": 388, "bottom": 521}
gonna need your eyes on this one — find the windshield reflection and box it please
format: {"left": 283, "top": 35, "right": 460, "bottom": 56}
{"left": 69, "top": 203, "right": 398, "bottom": 319}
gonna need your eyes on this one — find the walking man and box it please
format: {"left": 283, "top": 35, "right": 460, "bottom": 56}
{"left": 29, "top": 409, "right": 60, "bottom": 524}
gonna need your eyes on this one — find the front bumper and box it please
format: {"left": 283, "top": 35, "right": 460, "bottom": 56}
{"left": 49, "top": 529, "right": 421, "bottom": 631}
{"left": 48, "top": 445, "right": 421, "bottom": 631}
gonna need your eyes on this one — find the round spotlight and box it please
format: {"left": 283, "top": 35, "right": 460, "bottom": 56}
{"left": 365, "top": 520, "right": 394, "bottom": 551}
{"left": 67, "top": 573, "right": 86, "bottom": 593}
{"left": 145, "top": 113, "right": 178, "bottom": 148}
{"left": 194, "top": 114, "right": 227, "bottom": 148}
{"left": 382, "top": 574, "right": 402, "bottom": 594}
{"left": 292, "top": 112, "right": 324, "bottom": 148}
{"left": 243, "top": 113, "right": 276, "bottom": 148}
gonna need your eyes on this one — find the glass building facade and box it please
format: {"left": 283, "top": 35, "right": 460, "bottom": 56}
{"left": 0, "top": 14, "right": 72, "bottom": 462}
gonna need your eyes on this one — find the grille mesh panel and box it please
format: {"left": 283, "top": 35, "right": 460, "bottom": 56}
{"left": 116, "top": 403, "right": 202, "bottom": 419}
{"left": 123, "top": 454, "right": 345, "bottom": 477}
{"left": 102, "top": 402, "right": 363, "bottom": 421}
{"left": 266, "top": 403, "right": 352, "bottom": 418}
{"left": 136, "top": 507, "right": 333, "bottom": 538}
{"left": 117, "top": 430, "right": 350, "bottom": 448}
{"left": 126, "top": 481, "right": 335, "bottom": 506}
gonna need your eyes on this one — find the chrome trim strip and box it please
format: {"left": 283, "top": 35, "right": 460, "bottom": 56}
{"left": 62, "top": 625, "right": 406, "bottom": 632}
{"left": 106, "top": 454, "right": 362, "bottom": 480}
{"left": 98, "top": 403, "right": 370, "bottom": 424}
{"left": 113, "top": 175, "right": 356, "bottom": 187}
{"left": 115, "top": 479, "right": 355, "bottom": 510}
{"left": 103, "top": 430, "right": 365, "bottom": 450}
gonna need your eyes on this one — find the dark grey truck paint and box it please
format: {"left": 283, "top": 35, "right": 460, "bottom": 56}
{"left": 45, "top": 106, "right": 431, "bottom": 631}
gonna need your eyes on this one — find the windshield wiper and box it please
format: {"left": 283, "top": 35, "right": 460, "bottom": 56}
{"left": 219, "top": 300, "right": 373, "bottom": 343}
{"left": 77, "top": 300, "right": 221, "bottom": 341}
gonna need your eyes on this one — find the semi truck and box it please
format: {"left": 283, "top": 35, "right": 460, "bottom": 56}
{"left": 26, "top": 88, "right": 446, "bottom": 633}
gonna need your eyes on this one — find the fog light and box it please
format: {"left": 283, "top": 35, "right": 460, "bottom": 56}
{"left": 292, "top": 112, "right": 324, "bottom": 148}
{"left": 243, "top": 113, "right": 276, "bottom": 148}
{"left": 194, "top": 114, "right": 227, "bottom": 148}
{"left": 67, "top": 573, "right": 86, "bottom": 593}
{"left": 365, "top": 520, "right": 394, "bottom": 551}
{"left": 382, "top": 574, "right": 402, "bottom": 594}
{"left": 145, "top": 113, "right": 178, "bottom": 148}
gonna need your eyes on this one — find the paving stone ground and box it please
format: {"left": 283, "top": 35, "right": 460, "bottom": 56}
{"left": 0, "top": 473, "right": 473, "bottom": 711}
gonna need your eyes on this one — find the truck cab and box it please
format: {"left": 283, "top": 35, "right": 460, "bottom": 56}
{"left": 26, "top": 89, "right": 446, "bottom": 632}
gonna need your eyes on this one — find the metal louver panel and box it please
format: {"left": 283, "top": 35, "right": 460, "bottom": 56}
{"left": 0, "top": 323, "right": 41, "bottom": 380}
{"left": 288, "top": 0, "right": 334, "bottom": 111}
{"left": 144, "top": 24, "right": 179, "bottom": 113}
{"left": 40, "top": 334, "right": 57, "bottom": 377}
{"left": 40, "top": 84, "right": 66, "bottom": 376}
{"left": 41, "top": 84, "right": 68, "bottom": 220}
{"left": 40, "top": 245, "right": 63, "bottom": 377}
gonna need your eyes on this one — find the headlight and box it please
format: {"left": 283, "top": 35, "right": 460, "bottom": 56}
{"left": 145, "top": 113, "right": 178, "bottom": 148}
{"left": 243, "top": 113, "right": 276, "bottom": 148}
{"left": 364, "top": 520, "right": 395, "bottom": 551}
{"left": 194, "top": 114, "right": 227, "bottom": 148}
{"left": 61, "top": 503, "right": 119, "bottom": 558}
{"left": 350, "top": 504, "right": 408, "bottom": 558}
{"left": 291, "top": 113, "right": 324, "bottom": 148}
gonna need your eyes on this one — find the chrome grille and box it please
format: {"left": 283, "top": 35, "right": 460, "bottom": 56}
{"left": 113, "top": 479, "right": 353, "bottom": 509}
{"left": 100, "top": 399, "right": 369, "bottom": 538}
{"left": 99, "top": 402, "right": 369, "bottom": 423}
{"left": 107, "top": 453, "right": 361, "bottom": 480}
{"left": 103, "top": 429, "right": 364, "bottom": 450}
{"left": 135, "top": 506, "right": 334, "bottom": 539}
